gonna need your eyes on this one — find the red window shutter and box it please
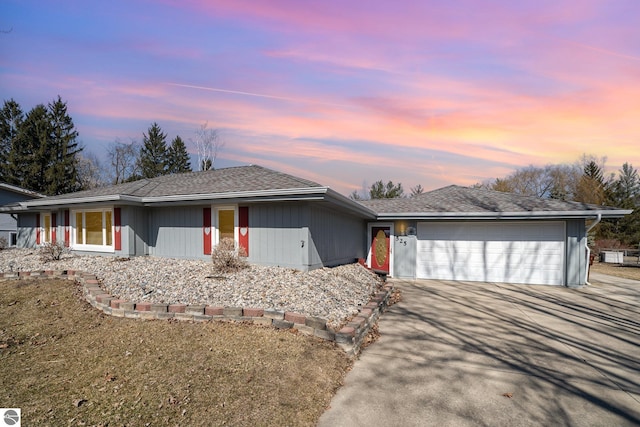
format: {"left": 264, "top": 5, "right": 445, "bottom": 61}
{"left": 36, "top": 213, "right": 41, "bottom": 245}
{"left": 238, "top": 206, "right": 249, "bottom": 257}
{"left": 114, "top": 208, "right": 122, "bottom": 251}
{"left": 64, "top": 210, "right": 70, "bottom": 247}
{"left": 203, "top": 207, "right": 212, "bottom": 255}
{"left": 51, "top": 213, "right": 57, "bottom": 243}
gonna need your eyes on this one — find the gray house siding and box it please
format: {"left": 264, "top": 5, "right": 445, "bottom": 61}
{"left": 147, "top": 206, "right": 206, "bottom": 259}
{"left": 393, "top": 219, "right": 418, "bottom": 279}
{"left": 118, "top": 206, "right": 149, "bottom": 257}
{"left": 307, "top": 205, "right": 366, "bottom": 270}
{"left": 247, "top": 203, "right": 308, "bottom": 270}
{"left": 1, "top": 187, "right": 39, "bottom": 246}
{"left": 565, "top": 219, "right": 587, "bottom": 287}
{"left": 16, "top": 213, "right": 37, "bottom": 248}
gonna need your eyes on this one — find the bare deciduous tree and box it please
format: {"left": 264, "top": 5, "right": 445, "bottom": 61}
{"left": 193, "top": 122, "right": 224, "bottom": 171}
{"left": 76, "top": 152, "right": 107, "bottom": 190}
{"left": 107, "top": 139, "right": 140, "bottom": 184}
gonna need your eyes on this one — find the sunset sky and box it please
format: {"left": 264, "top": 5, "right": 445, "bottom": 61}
{"left": 1, "top": 0, "right": 639, "bottom": 195}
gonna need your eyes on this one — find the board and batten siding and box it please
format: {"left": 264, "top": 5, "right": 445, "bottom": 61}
{"left": 117, "top": 206, "right": 149, "bottom": 257}
{"left": 147, "top": 206, "right": 206, "bottom": 259}
{"left": 307, "top": 204, "right": 366, "bottom": 270}
{"left": 16, "top": 212, "right": 37, "bottom": 248}
{"left": 565, "top": 219, "right": 587, "bottom": 287}
{"left": 247, "top": 202, "right": 308, "bottom": 269}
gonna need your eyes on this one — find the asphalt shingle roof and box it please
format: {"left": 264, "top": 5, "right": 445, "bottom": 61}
{"left": 40, "top": 165, "right": 323, "bottom": 201}
{"left": 358, "top": 185, "right": 623, "bottom": 214}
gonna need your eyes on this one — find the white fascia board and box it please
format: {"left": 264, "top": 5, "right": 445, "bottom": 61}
{"left": 376, "top": 209, "right": 633, "bottom": 220}
{"left": 19, "top": 194, "right": 141, "bottom": 208}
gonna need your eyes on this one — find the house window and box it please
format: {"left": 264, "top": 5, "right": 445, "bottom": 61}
{"left": 10, "top": 232, "right": 17, "bottom": 247}
{"left": 214, "top": 206, "right": 237, "bottom": 244}
{"left": 218, "top": 209, "right": 235, "bottom": 241}
{"left": 72, "top": 209, "right": 114, "bottom": 251}
{"left": 42, "top": 213, "right": 52, "bottom": 244}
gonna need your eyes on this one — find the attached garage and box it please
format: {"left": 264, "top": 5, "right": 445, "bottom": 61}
{"left": 416, "top": 221, "right": 565, "bottom": 285}
{"left": 361, "top": 185, "right": 631, "bottom": 287}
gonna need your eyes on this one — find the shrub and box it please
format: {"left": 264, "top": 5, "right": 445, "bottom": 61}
{"left": 0, "top": 237, "right": 7, "bottom": 251}
{"left": 39, "top": 241, "right": 68, "bottom": 262}
{"left": 211, "top": 238, "right": 248, "bottom": 274}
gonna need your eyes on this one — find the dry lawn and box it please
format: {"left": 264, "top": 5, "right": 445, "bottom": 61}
{"left": 0, "top": 278, "right": 352, "bottom": 426}
{"left": 590, "top": 259, "right": 640, "bottom": 282}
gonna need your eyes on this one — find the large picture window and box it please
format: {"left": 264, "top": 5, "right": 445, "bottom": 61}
{"left": 72, "top": 209, "right": 114, "bottom": 251}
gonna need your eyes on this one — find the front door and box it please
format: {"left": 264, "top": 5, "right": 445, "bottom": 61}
{"left": 370, "top": 226, "right": 390, "bottom": 272}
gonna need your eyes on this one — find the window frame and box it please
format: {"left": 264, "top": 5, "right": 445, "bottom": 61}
{"left": 71, "top": 208, "right": 115, "bottom": 252}
{"left": 213, "top": 205, "right": 238, "bottom": 246}
{"left": 41, "top": 213, "right": 52, "bottom": 244}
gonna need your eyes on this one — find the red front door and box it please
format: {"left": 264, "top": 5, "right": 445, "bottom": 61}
{"left": 370, "top": 227, "right": 390, "bottom": 272}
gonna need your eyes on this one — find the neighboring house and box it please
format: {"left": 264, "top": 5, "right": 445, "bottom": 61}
{"left": 0, "top": 165, "right": 631, "bottom": 286}
{"left": 0, "top": 183, "right": 43, "bottom": 246}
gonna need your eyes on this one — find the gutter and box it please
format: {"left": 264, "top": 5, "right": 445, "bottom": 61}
{"left": 584, "top": 213, "right": 602, "bottom": 286}
{"left": 374, "top": 209, "right": 631, "bottom": 220}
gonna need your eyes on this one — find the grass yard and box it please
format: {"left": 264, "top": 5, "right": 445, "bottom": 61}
{"left": 590, "top": 259, "right": 640, "bottom": 282}
{"left": 0, "top": 278, "right": 351, "bottom": 426}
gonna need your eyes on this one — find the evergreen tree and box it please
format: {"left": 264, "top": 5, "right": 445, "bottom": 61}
{"left": 0, "top": 99, "right": 24, "bottom": 182}
{"left": 7, "top": 104, "right": 50, "bottom": 192}
{"left": 166, "top": 135, "right": 191, "bottom": 174}
{"left": 139, "top": 122, "right": 168, "bottom": 178}
{"left": 45, "top": 96, "right": 81, "bottom": 194}
{"left": 611, "top": 163, "right": 639, "bottom": 208}
{"left": 369, "top": 180, "right": 404, "bottom": 199}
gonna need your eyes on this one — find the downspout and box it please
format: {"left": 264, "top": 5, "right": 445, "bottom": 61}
{"left": 584, "top": 213, "right": 601, "bottom": 286}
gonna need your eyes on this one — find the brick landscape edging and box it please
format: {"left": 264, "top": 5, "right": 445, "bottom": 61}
{"left": 0, "top": 270, "right": 394, "bottom": 357}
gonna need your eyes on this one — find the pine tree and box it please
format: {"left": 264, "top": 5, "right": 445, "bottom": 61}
{"left": 166, "top": 135, "right": 192, "bottom": 174}
{"left": 45, "top": 96, "right": 81, "bottom": 195}
{"left": 369, "top": 180, "right": 404, "bottom": 199}
{"left": 139, "top": 123, "right": 168, "bottom": 178}
{"left": 0, "top": 99, "right": 24, "bottom": 182}
{"left": 7, "top": 104, "right": 50, "bottom": 192}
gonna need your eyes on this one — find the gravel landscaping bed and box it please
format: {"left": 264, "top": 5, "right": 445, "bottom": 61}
{"left": 0, "top": 249, "right": 383, "bottom": 329}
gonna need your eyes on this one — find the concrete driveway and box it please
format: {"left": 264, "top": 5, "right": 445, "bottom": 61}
{"left": 319, "top": 273, "right": 640, "bottom": 426}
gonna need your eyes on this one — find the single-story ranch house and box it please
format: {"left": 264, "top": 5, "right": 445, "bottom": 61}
{"left": 0, "top": 165, "right": 631, "bottom": 287}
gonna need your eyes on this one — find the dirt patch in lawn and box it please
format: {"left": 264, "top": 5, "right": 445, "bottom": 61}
{"left": 0, "top": 278, "right": 351, "bottom": 426}
{"left": 590, "top": 260, "right": 640, "bottom": 282}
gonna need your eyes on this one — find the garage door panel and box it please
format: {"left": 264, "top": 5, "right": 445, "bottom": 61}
{"left": 417, "top": 222, "right": 565, "bottom": 285}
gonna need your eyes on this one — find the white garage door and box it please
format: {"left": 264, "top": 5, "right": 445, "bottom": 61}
{"left": 417, "top": 222, "right": 565, "bottom": 285}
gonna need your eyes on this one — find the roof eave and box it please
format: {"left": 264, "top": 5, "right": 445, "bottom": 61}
{"left": 140, "top": 187, "right": 331, "bottom": 205}
{"left": 324, "top": 189, "right": 377, "bottom": 219}
{"left": 375, "top": 209, "right": 633, "bottom": 220}
{"left": 0, "top": 183, "right": 45, "bottom": 198}
{"left": 19, "top": 194, "right": 141, "bottom": 209}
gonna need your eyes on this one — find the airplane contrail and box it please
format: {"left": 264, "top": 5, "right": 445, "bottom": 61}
{"left": 165, "top": 82, "right": 353, "bottom": 108}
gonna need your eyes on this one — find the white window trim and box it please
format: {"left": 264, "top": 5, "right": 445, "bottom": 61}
{"left": 71, "top": 207, "right": 115, "bottom": 253}
{"left": 40, "top": 213, "right": 52, "bottom": 245}
{"left": 213, "top": 205, "right": 238, "bottom": 246}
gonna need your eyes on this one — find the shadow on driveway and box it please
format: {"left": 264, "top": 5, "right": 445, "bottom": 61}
{"left": 319, "top": 275, "right": 640, "bottom": 427}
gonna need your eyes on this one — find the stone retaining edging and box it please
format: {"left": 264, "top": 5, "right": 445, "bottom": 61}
{"left": 0, "top": 269, "right": 394, "bottom": 357}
